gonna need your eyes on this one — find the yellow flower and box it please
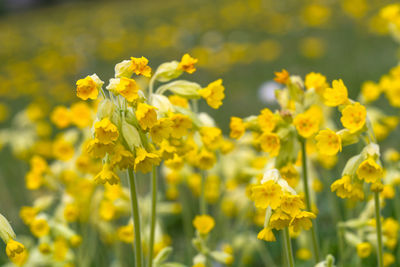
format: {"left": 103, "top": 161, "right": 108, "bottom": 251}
{"left": 383, "top": 253, "right": 395, "bottom": 267}
{"left": 356, "top": 158, "right": 383, "bottom": 183}
{"left": 178, "top": 53, "right": 198, "bottom": 74}
{"left": 53, "top": 237, "right": 69, "bottom": 261}
{"left": 229, "top": 117, "right": 246, "bottom": 139}
{"left": 199, "top": 79, "right": 225, "bottom": 109}
{"left": 169, "top": 114, "right": 192, "bottom": 138}
{"left": 280, "top": 194, "right": 305, "bottom": 216}
{"left": 195, "top": 149, "right": 216, "bottom": 170}
{"left": 76, "top": 74, "right": 103, "bottom": 100}
{"left": 323, "top": 79, "right": 348, "bottom": 106}
{"left": 169, "top": 95, "right": 189, "bottom": 108}
{"left": 340, "top": 102, "right": 366, "bottom": 133}
{"left": 251, "top": 180, "right": 282, "bottom": 209}
{"left": 315, "top": 129, "right": 342, "bottom": 156}
{"left": 150, "top": 118, "right": 173, "bottom": 143}
{"left": 296, "top": 248, "right": 312, "bottom": 260}
{"left": 117, "top": 224, "right": 134, "bottom": 243}
{"left": 94, "top": 163, "right": 120, "bottom": 185}
{"left": 290, "top": 211, "right": 316, "bottom": 232}
{"left": 25, "top": 171, "right": 43, "bottom": 190}
{"left": 86, "top": 138, "right": 114, "bottom": 158}
{"left": 134, "top": 147, "right": 161, "bottom": 174}
{"left": 356, "top": 242, "right": 372, "bottom": 258}
{"left": 110, "top": 144, "right": 135, "bottom": 169}
{"left": 269, "top": 209, "right": 291, "bottom": 230}
{"left": 274, "top": 69, "right": 290, "bottom": 84}
{"left": 193, "top": 215, "right": 215, "bottom": 235}
{"left": 257, "top": 227, "right": 276, "bottom": 242}
{"left": 258, "top": 108, "right": 276, "bottom": 133}
{"left": 258, "top": 132, "right": 280, "bottom": 157}
{"left": 95, "top": 118, "right": 119, "bottom": 144}
{"left": 70, "top": 102, "right": 92, "bottom": 128}
{"left": 6, "top": 239, "right": 27, "bottom": 266}
{"left": 200, "top": 126, "right": 222, "bottom": 151}
{"left": 130, "top": 56, "right": 152, "bottom": 77}
{"left": 50, "top": 106, "right": 71, "bottom": 129}
{"left": 361, "top": 81, "right": 381, "bottom": 103}
{"left": 20, "top": 207, "right": 38, "bottom": 225}
{"left": 53, "top": 138, "right": 74, "bottom": 161}
{"left": 136, "top": 103, "right": 157, "bottom": 130}
{"left": 293, "top": 111, "right": 320, "bottom": 138}
{"left": 116, "top": 77, "right": 139, "bottom": 102}
{"left": 30, "top": 218, "right": 50, "bottom": 237}
{"left": 64, "top": 203, "right": 79, "bottom": 222}
{"left": 305, "top": 72, "right": 328, "bottom": 95}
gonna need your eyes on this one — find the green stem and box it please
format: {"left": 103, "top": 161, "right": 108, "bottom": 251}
{"left": 300, "top": 138, "right": 320, "bottom": 263}
{"left": 127, "top": 169, "right": 143, "bottom": 267}
{"left": 148, "top": 167, "right": 157, "bottom": 267}
{"left": 374, "top": 191, "right": 384, "bottom": 267}
{"left": 337, "top": 224, "right": 346, "bottom": 267}
{"left": 200, "top": 171, "right": 207, "bottom": 214}
{"left": 283, "top": 227, "right": 294, "bottom": 267}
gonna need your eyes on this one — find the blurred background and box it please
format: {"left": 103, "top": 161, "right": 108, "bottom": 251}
{"left": 0, "top": 0, "right": 399, "bottom": 265}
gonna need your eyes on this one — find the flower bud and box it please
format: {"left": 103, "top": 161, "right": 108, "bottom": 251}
{"left": 121, "top": 120, "right": 142, "bottom": 151}
{"left": 337, "top": 129, "right": 359, "bottom": 146}
{"left": 151, "top": 94, "right": 174, "bottom": 113}
{"left": 154, "top": 61, "right": 182, "bottom": 82}
{"left": 157, "top": 80, "right": 201, "bottom": 98}
{"left": 115, "top": 60, "right": 133, "bottom": 78}
{"left": 97, "top": 99, "right": 115, "bottom": 120}
{"left": 209, "top": 251, "right": 232, "bottom": 264}
{"left": 153, "top": 246, "right": 172, "bottom": 265}
{"left": 0, "top": 213, "right": 16, "bottom": 243}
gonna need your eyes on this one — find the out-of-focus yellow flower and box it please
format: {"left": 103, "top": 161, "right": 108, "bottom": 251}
{"left": 169, "top": 95, "right": 189, "bottom": 108}
{"left": 200, "top": 126, "right": 222, "bottom": 151}
{"left": 70, "top": 102, "right": 92, "bottom": 128}
{"left": 331, "top": 175, "right": 364, "bottom": 200}
{"left": 258, "top": 132, "right": 280, "bottom": 157}
{"left": 383, "top": 253, "right": 395, "bottom": 267}
{"left": 296, "top": 248, "right": 312, "bottom": 260}
{"left": 356, "top": 242, "right": 372, "bottom": 258}
{"left": 269, "top": 209, "right": 291, "bottom": 230}
{"left": 193, "top": 215, "right": 215, "bottom": 235}
{"left": 199, "top": 79, "right": 225, "bottom": 109}
{"left": 274, "top": 69, "right": 289, "bottom": 84}
{"left": 178, "top": 53, "right": 198, "bottom": 74}
{"left": 258, "top": 108, "right": 276, "bottom": 133}
{"left": 301, "top": 4, "right": 331, "bottom": 27}
{"left": 136, "top": 103, "right": 158, "bottom": 130}
{"left": 229, "top": 117, "right": 245, "bottom": 139}
{"left": 6, "top": 239, "right": 27, "bottom": 266}
{"left": 361, "top": 81, "right": 381, "bottom": 103}
{"left": 50, "top": 106, "right": 71, "bottom": 129}
{"left": 281, "top": 194, "right": 304, "bottom": 216}
{"left": 340, "top": 102, "right": 366, "bottom": 133}
{"left": 195, "top": 149, "right": 216, "bottom": 170}
{"left": 117, "top": 224, "right": 134, "bottom": 243}
{"left": 20, "top": 207, "right": 38, "bottom": 225}
{"left": 64, "top": 203, "right": 79, "bottom": 222}
{"left": 305, "top": 72, "right": 328, "bottom": 95}
{"left": 53, "top": 138, "right": 74, "bottom": 161}
{"left": 150, "top": 118, "right": 172, "bottom": 144}
{"left": 257, "top": 227, "right": 276, "bottom": 242}
{"left": 53, "top": 237, "right": 69, "bottom": 261}
{"left": 315, "top": 129, "right": 342, "bottom": 156}
{"left": 299, "top": 37, "right": 325, "bottom": 59}
{"left": 293, "top": 110, "right": 320, "bottom": 138}
{"left": 30, "top": 218, "right": 50, "bottom": 237}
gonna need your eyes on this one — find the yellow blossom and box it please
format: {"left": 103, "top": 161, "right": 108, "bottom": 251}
{"left": 76, "top": 74, "right": 103, "bottom": 100}
{"left": 70, "top": 102, "right": 92, "bottom": 128}
{"left": 150, "top": 118, "right": 173, "bottom": 143}
{"left": 30, "top": 218, "right": 50, "bottom": 238}
{"left": 116, "top": 77, "right": 139, "bottom": 102}
{"left": 193, "top": 215, "right": 215, "bottom": 235}
{"left": 383, "top": 253, "right": 395, "bottom": 267}
{"left": 200, "top": 126, "right": 222, "bottom": 151}
{"left": 117, "top": 224, "right": 134, "bottom": 243}
{"left": 258, "top": 108, "right": 276, "bottom": 133}
{"left": 257, "top": 227, "right": 276, "bottom": 242}
{"left": 64, "top": 203, "right": 79, "bottom": 222}
{"left": 130, "top": 56, "right": 152, "bottom": 77}
{"left": 134, "top": 147, "right": 161, "bottom": 173}
{"left": 361, "top": 81, "right": 381, "bottom": 103}
{"left": 50, "top": 106, "right": 71, "bottom": 129}
{"left": 195, "top": 149, "right": 216, "bottom": 170}
{"left": 280, "top": 194, "right": 305, "bottom": 216}
{"left": 199, "top": 79, "right": 225, "bottom": 109}
{"left": 315, "top": 129, "right": 342, "bottom": 156}
{"left": 274, "top": 69, "right": 290, "bottom": 84}
{"left": 258, "top": 132, "right": 280, "bottom": 157}
{"left": 296, "top": 248, "right": 312, "bottom": 260}
{"left": 94, "top": 118, "right": 119, "bottom": 144}
{"left": 293, "top": 111, "right": 320, "bottom": 138}
{"left": 323, "top": 79, "right": 348, "bottom": 106}
{"left": 6, "top": 239, "right": 27, "bottom": 266}
{"left": 251, "top": 180, "right": 282, "bottom": 209}
{"left": 53, "top": 138, "right": 74, "bottom": 161}
{"left": 178, "top": 53, "right": 198, "bottom": 74}
{"left": 357, "top": 242, "right": 372, "bottom": 258}
{"left": 290, "top": 211, "right": 316, "bottom": 232}
{"left": 86, "top": 138, "right": 114, "bottom": 158}
{"left": 136, "top": 103, "right": 158, "bottom": 130}
{"left": 340, "top": 102, "right": 366, "bottom": 133}
{"left": 305, "top": 72, "right": 328, "bottom": 94}
{"left": 20, "top": 207, "right": 38, "bottom": 225}
{"left": 229, "top": 117, "right": 246, "bottom": 139}
{"left": 356, "top": 158, "right": 383, "bottom": 183}
{"left": 169, "top": 114, "right": 192, "bottom": 138}
{"left": 269, "top": 209, "right": 291, "bottom": 230}
{"left": 94, "top": 163, "right": 120, "bottom": 185}
{"left": 169, "top": 95, "right": 189, "bottom": 108}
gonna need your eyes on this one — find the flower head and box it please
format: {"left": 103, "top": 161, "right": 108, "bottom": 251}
{"left": 178, "top": 53, "right": 198, "bottom": 74}
{"left": 315, "top": 129, "right": 342, "bottom": 156}
{"left": 76, "top": 74, "right": 103, "bottom": 100}
{"left": 340, "top": 102, "right": 366, "bottom": 133}
{"left": 251, "top": 180, "right": 282, "bottom": 209}
{"left": 199, "top": 79, "right": 225, "bottom": 109}
{"left": 95, "top": 118, "right": 119, "bottom": 144}
{"left": 356, "top": 158, "right": 383, "bottom": 183}
{"left": 258, "top": 108, "right": 276, "bottom": 133}
{"left": 357, "top": 242, "right": 372, "bottom": 258}
{"left": 193, "top": 215, "right": 215, "bottom": 235}
{"left": 274, "top": 69, "right": 290, "bottom": 84}
{"left": 116, "top": 77, "right": 139, "bottom": 102}
{"left": 290, "top": 211, "right": 316, "bottom": 232}
{"left": 136, "top": 103, "right": 157, "bottom": 130}
{"left": 130, "top": 56, "right": 152, "bottom": 77}
{"left": 6, "top": 239, "right": 27, "bottom": 266}
{"left": 323, "top": 79, "right": 348, "bottom": 106}
{"left": 134, "top": 147, "right": 161, "bottom": 173}
{"left": 257, "top": 227, "right": 276, "bottom": 242}
{"left": 94, "top": 163, "right": 120, "bottom": 185}
{"left": 293, "top": 111, "right": 320, "bottom": 138}
{"left": 229, "top": 117, "right": 246, "bottom": 139}
{"left": 258, "top": 132, "right": 280, "bottom": 157}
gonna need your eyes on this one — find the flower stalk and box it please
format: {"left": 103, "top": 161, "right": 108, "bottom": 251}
{"left": 374, "top": 191, "right": 384, "bottom": 267}
{"left": 148, "top": 166, "right": 157, "bottom": 267}
{"left": 283, "top": 227, "right": 294, "bottom": 267}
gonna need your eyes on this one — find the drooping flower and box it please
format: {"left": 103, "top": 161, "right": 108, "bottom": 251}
{"left": 251, "top": 180, "right": 282, "bottom": 209}
{"left": 94, "top": 163, "right": 120, "bottom": 185}
{"left": 199, "top": 79, "right": 225, "bottom": 109}
{"left": 257, "top": 227, "right": 276, "bottom": 242}
{"left": 323, "top": 79, "right": 348, "bottom": 106}
{"left": 293, "top": 111, "right": 320, "bottom": 138}
{"left": 258, "top": 132, "right": 280, "bottom": 157}
{"left": 115, "top": 77, "right": 139, "bottom": 102}
{"left": 178, "top": 53, "right": 198, "bottom": 74}
{"left": 290, "top": 211, "right": 316, "bottom": 232}
{"left": 76, "top": 74, "right": 103, "bottom": 100}
{"left": 229, "top": 117, "right": 246, "bottom": 139}
{"left": 340, "top": 102, "right": 366, "bottom": 133}
{"left": 134, "top": 147, "right": 161, "bottom": 173}
{"left": 130, "top": 56, "right": 152, "bottom": 77}
{"left": 315, "top": 129, "right": 342, "bottom": 156}
{"left": 258, "top": 108, "right": 276, "bottom": 133}
{"left": 135, "top": 103, "right": 158, "bottom": 130}
{"left": 356, "top": 158, "right": 383, "bottom": 183}
{"left": 193, "top": 215, "right": 215, "bottom": 235}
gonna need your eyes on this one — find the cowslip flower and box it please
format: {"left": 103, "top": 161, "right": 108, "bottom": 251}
{"left": 6, "top": 239, "right": 27, "bottom": 266}
{"left": 269, "top": 209, "right": 291, "bottom": 230}
{"left": 30, "top": 218, "right": 50, "bottom": 238}
{"left": 178, "top": 53, "right": 198, "bottom": 74}
{"left": 356, "top": 242, "right": 372, "bottom": 258}
{"left": 315, "top": 129, "right": 342, "bottom": 156}
{"left": 323, "top": 79, "right": 348, "bottom": 106}
{"left": 150, "top": 118, "right": 173, "bottom": 144}
{"left": 115, "top": 77, "right": 139, "bottom": 102}
{"left": 257, "top": 227, "right": 276, "bottom": 242}
{"left": 193, "top": 215, "right": 215, "bottom": 235}
{"left": 340, "top": 102, "right": 366, "bottom": 133}
{"left": 135, "top": 103, "right": 158, "bottom": 130}
{"left": 117, "top": 224, "right": 134, "bottom": 243}
{"left": 258, "top": 132, "right": 280, "bottom": 157}
{"left": 76, "top": 74, "right": 103, "bottom": 100}
{"left": 274, "top": 69, "right": 290, "bottom": 84}
{"left": 356, "top": 158, "right": 383, "bottom": 183}
{"left": 199, "top": 79, "right": 225, "bottom": 109}
{"left": 70, "top": 102, "right": 92, "bottom": 128}
{"left": 280, "top": 194, "right": 305, "bottom": 216}
{"left": 94, "top": 163, "right": 120, "bottom": 185}
{"left": 229, "top": 117, "right": 246, "bottom": 139}
{"left": 195, "top": 149, "right": 216, "bottom": 170}
{"left": 95, "top": 118, "right": 119, "bottom": 144}
{"left": 130, "top": 56, "right": 152, "bottom": 77}
{"left": 50, "top": 106, "right": 71, "bottom": 129}
{"left": 169, "top": 113, "right": 192, "bottom": 138}
{"left": 305, "top": 72, "right": 328, "bottom": 94}
{"left": 293, "top": 111, "right": 320, "bottom": 138}
{"left": 251, "top": 180, "right": 282, "bottom": 209}
{"left": 134, "top": 147, "right": 161, "bottom": 173}
{"left": 200, "top": 126, "right": 222, "bottom": 151}
{"left": 258, "top": 108, "right": 276, "bottom": 133}
{"left": 290, "top": 211, "right": 316, "bottom": 232}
